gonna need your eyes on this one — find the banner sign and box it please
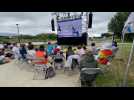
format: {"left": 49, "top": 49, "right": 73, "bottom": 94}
{"left": 122, "top": 12, "right": 134, "bottom": 34}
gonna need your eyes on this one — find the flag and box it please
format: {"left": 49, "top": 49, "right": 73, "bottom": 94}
{"left": 127, "top": 24, "right": 132, "bottom": 33}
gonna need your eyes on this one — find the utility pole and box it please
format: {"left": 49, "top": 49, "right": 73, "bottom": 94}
{"left": 16, "top": 24, "right": 20, "bottom": 43}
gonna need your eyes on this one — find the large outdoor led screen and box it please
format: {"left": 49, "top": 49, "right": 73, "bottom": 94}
{"left": 57, "top": 18, "right": 82, "bottom": 37}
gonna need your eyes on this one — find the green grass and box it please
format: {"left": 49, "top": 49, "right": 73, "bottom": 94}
{"left": 95, "top": 43, "right": 134, "bottom": 87}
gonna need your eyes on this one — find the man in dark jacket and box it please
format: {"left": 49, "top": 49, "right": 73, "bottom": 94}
{"left": 79, "top": 51, "right": 100, "bottom": 87}
{"left": 19, "top": 44, "right": 27, "bottom": 60}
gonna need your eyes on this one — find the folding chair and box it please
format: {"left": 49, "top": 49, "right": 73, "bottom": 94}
{"left": 80, "top": 67, "right": 102, "bottom": 87}
{"left": 32, "top": 58, "right": 49, "bottom": 80}
{"left": 52, "top": 54, "right": 65, "bottom": 70}
{"left": 71, "top": 58, "right": 79, "bottom": 71}
{"left": 64, "top": 55, "right": 80, "bottom": 72}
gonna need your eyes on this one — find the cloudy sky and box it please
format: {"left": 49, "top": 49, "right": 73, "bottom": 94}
{"left": 0, "top": 12, "right": 116, "bottom": 36}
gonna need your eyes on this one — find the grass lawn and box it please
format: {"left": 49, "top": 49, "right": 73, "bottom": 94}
{"left": 95, "top": 43, "right": 134, "bottom": 87}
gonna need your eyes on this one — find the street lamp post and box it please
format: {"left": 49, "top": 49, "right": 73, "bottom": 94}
{"left": 16, "top": 24, "right": 20, "bottom": 43}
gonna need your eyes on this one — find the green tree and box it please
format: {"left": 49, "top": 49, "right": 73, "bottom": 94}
{"left": 108, "top": 12, "right": 130, "bottom": 39}
{"left": 47, "top": 34, "right": 57, "bottom": 40}
{"left": 35, "top": 33, "right": 57, "bottom": 41}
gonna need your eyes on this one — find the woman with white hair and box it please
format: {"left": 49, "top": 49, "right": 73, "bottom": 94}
{"left": 12, "top": 43, "right": 20, "bottom": 59}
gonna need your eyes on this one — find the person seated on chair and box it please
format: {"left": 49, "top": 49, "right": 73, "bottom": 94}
{"left": 53, "top": 50, "right": 65, "bottom": 69}
{"left": 65, "top": 51, "right": 80, "bottom": 70}
{"left": 53, "top": 45, "right": 61, "bottom": 55}
{"left": 97, "top": 43, "right": 113, "bottom": 65}
{"left": 91, "top": 42, "right": 99, "bottom": 55}
{"left": 73, "top": 48, "right": 77, "bottom": 54}
{"left": 66, "top": 46, "right": 74, "bottom": 60}
{"left": 27, "top": 44, "right": 35, "bottom": 57}
{"left": 79, "top": 51, "right": 99, "bottom": 87}
{"left": 27, "top": 44, "right": 36, "bottom": 63}
{"left": 0, "top": 48, "right": 10, "bottom": 64}
{"left": 83, "top": 46, "right": 88, "bottom": 53}
{"left": 34, "top": 45, "right": 48, "bottom": 65}
{"left": 76, "top": 46, "right": 86, "bottom": 57}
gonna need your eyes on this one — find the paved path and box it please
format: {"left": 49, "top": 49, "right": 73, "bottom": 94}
{"left": 0, "top": 60, "right": 80, "bottom": 87}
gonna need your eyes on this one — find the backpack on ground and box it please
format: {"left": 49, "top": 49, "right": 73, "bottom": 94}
{"left": 45, "top": 66, "right": 56, "bottom": 79}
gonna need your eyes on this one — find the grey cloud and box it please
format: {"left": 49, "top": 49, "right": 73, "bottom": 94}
{"left": 91, "top": 12, "right": 116, "bottom": 35}
{"left": 0, "top": 12, "right": 116, "bottom": 36}
{"left": 0, "top": 12, "right": 41, "bottom": 21}
{"left": 0, "top": 12, "right": 52, "bottom": 34}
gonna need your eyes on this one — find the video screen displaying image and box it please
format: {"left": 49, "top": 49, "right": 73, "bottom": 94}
{"left": 57, "top": 18, "right": 82, "bottom": 37}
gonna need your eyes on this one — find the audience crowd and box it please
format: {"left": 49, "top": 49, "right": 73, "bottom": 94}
{"left": 0, "top": 41, "right": 118, "bottom": 67}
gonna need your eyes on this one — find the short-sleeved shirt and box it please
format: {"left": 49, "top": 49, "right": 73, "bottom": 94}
{"left": 66, "top": 50, "right": 74, "bottom": 60}
{"left": 47, "top": 45, "right": 53, "bottom": 55}
{"left": 27, "top": 50, "right": 36, "bottom": 59}
{"left": 35, "top": 51, "right": 48, "bottom": 64}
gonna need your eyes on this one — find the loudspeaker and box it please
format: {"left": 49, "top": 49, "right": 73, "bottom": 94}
{"left": 51, "top": 19, "right": 55, "bottom": 31}
{"left": 88, "top": 12, "right": 93, "bottom": 28}
{"left": 82, "top": 32, "right": 88, "bottom": 45}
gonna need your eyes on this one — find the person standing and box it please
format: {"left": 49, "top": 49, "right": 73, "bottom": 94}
{"left": 12, "top": 43, "right": 20, "bottom": 59}
{"left": 47, "top": 42, "right": 53, "bottom": 56}
{"left": 27, "top": 44, "right": 36, "bottom": 63}
{"left": 112, "top": 41, "right": 118, "bottom": 47}
{"left": 19, "top": 44, "right": 27, "bottom": 60}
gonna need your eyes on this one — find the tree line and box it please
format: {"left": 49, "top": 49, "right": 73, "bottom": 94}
{"left": 0, "top": 33, "right": 57, "bottom": 43}
{"left": 108, "top": 12, "right": 134, "bottom": 42}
